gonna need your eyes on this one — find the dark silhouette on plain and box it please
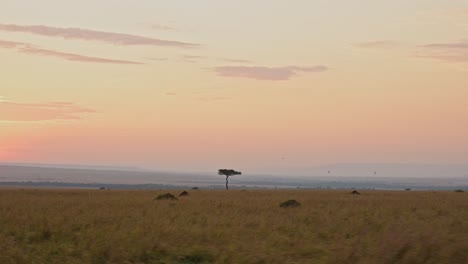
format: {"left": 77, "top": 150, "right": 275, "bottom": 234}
{"left": 179, "top": 191, "right": 189, "bottom": 197}
{"left": 155, "top": 193, "right": 178, "bottom": 200}
{"left": 218, "top": 169, "right": 242, "bottom": 190}
{"left": 280, "top": 199, "right": 301, "bottom": 208}
{"left": 351, "top": 190, "right": 361, "bottom": 195}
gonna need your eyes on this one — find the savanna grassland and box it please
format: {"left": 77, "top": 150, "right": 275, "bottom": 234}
{"left": 0, "top": 189, "right": 467, "bottom": 264}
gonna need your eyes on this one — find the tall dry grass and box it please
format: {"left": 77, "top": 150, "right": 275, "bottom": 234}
{"left": 0, "top": 189, "right": 467, "bottom": 263}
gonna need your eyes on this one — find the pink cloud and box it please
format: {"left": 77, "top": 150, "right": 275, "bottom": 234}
{"left": 212, "top": 65, "right": 328, "bottom": 80}
{"left": 180, "top": 54, "right": 203, "bottom": 63}
{"left": 0, "top": 23, "right": 198, "bottom": 48}
{"left": 0, "top": 100, "right": 95, "bottom": 121}
{"left": 355, "top": 41, "right": 398, "bottom": 49}
{"left": 418, "top": 41, "right": 468, "bottom": 62}
{"left": 0, "top": 39, "right": 22, "bottom": 48}
{"left": 220, "top": 58, "right": 252, "bottom": 63}
{"left": 0, "top": 39, "right": 142, "bottom": 64}
{"left": 179, "top": 54, "right": 251, "bottom": 64}
{"left": 422, "top": 41, "right": 468, "bottom": 49}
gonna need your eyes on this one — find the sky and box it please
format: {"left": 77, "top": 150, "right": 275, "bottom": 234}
{"left": 1, "top": 0, "right": 468, "bottom": 174}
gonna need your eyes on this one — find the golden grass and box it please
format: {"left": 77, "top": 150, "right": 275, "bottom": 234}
{"left": 0, "top": 189, "right": 467, "bottom": 264}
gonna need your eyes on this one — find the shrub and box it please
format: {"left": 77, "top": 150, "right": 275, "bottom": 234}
{"left": 280, "top": 199, "right": 301, "bottom": 208}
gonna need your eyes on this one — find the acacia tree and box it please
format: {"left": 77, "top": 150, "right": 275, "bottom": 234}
{"left": 218, "top": 169, "right": 242, "bottom": 190}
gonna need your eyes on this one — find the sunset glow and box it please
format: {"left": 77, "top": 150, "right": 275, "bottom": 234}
{"left": 1, "top": 1, "right": 468, "bottom": 173}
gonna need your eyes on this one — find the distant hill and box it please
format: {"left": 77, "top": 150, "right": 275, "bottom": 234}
{"left": 0, "top": 162, "right": 145, "bottom": 172}
{"left": 0, "top": 164, "right": 218, "bottom": 186}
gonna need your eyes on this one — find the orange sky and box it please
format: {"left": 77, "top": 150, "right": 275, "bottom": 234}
{"left": 1, "top": 1, "right": 468, "bottom": 173}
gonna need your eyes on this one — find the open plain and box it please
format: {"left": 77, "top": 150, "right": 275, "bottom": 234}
{"left": 0, "top": 189, "right": 467, "bottom": 264}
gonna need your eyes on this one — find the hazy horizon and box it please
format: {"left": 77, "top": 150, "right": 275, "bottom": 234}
{"left": 2, "top": 161, "right": 468, "bottom": 180}
{"left": 1, "top": 1, "right": 468, "bottom": 174}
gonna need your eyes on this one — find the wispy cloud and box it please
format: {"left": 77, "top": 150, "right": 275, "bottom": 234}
{"left": 418, "top": 41, "right": 468, "bottom": 62}
{"left": 355, "top": 41, "right": 398, "bottom": 49}
{"left": 0, "top": 99, "right": 95, "bottom": 122}
{"left": 211, "top": 65, "right": 328, "bottom": 80}
{"left": 220, "top": 58, "right": 252, "bottom": 63}
{"left": 0, "top": 39, "right": 21, "bottom": 48}
{"left": 179, "top": 54, "right": 251, "bottom": 64}
{"left": 146, "top": 57, "right": 168, "bottom": 61}
{"left": 0, "top": 23, "right": 198, "bottom": 48}
{"left": 0, "top": 39, "right": 142, "bottom": 64}
{"left": 422, "top": 41, "right": 468, "bottom": 49}
{"left": 180, "top": 54, "right": 203, "bottom": 63}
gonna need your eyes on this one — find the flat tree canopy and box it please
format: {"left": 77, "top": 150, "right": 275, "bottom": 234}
{"left": 218, "top": 169, "right": 242, "bottom": 177}
{"left": 218, "top": 169, "right": 242, "bottom": 190}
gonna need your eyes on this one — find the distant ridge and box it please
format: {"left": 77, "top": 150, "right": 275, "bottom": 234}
{"left": 0, "top": 164, "right": 219, "bottom": 186}
{"left": 0, "top": 162, "right": 146, "bottom": 172}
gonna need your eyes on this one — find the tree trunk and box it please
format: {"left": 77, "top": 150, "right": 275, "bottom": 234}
{"left": 225, "top": 176, "right": 229, "bottom": 190}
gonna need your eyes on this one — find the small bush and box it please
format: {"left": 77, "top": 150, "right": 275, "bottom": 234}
{"left": 280, "top": 199, "right": 301, "bottom": 208}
